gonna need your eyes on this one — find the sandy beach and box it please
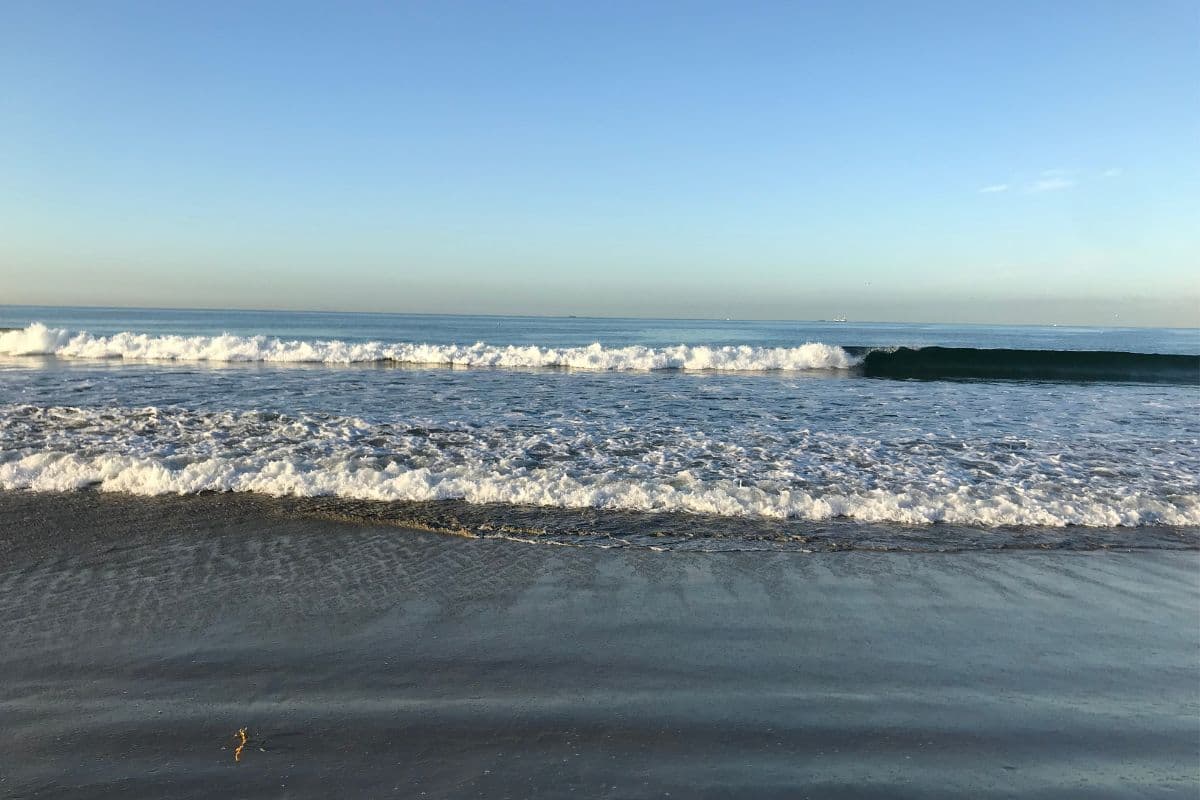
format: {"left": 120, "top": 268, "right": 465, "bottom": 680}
{"left": 1, "top": 491, "right": 1197, "bottom": 798}
{"left": 7, "top": 0, "right": 1200, "bottom": 796}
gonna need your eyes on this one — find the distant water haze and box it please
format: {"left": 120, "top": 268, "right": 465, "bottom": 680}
{"left": 1, "top": 287, "right": 1197, "bottom": 329}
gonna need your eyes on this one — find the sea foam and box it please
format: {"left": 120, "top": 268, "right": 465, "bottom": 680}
{"left": 5, "top": 447, "right": 1195, "bottom": 527}
{"left": 3, "top": 404, "right": 1197, "bottom": 528}
{"left": 0, "top": 323, "right": 855, "bottom": 372}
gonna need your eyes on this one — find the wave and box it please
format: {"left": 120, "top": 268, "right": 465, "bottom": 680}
{"left": 4, "top": 450, "right": 1196, "bottom": 528}
{"left": 858, "top": 346, "right": 1199, "bottom": 383}
{"left": 2, "top": 324, "right": 1196, "bottom": 382}
{"left": 0, "top": 323, "right": 854, "bottom": 371}
{"left": 3, "top": 405, "right": 1197, "bottom": 528}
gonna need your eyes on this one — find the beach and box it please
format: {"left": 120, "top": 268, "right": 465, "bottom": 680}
{"left": 2, "top": 490, "right": 1197, "bottom": 798}
{"left": 7, "top": 1, "right": 1200, "bottom": 795}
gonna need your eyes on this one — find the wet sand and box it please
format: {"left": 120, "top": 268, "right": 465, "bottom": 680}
{"left": 1, "top": 491, "right": 1197, "bottom": 798}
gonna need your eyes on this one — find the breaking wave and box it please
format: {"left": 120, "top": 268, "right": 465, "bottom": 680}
{"left": 3, "top": 323, "right": 1196, "bottom": 382}
{"left": 0, "top": 323, "right": 854, "bottom": 372}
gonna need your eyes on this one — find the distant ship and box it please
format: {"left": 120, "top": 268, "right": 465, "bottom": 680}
{"left": 832, "top": 314, "right": 848, "bottom": 323}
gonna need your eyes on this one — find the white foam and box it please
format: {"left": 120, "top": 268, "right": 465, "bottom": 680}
{"left": 3, "top": 449, "right": 1195, "bottom": 527}
{"left": 0, "top": 323, "right": 855, "bottom": 372}
{"left": 3, "top": 405, "right": 1197, "bottom": 527}
{"left": 0, "top": 323, "right": 72, "bottom": 356}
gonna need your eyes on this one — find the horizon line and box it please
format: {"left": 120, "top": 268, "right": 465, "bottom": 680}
{"left": 0, "top": 302, "right": 1196, "bottom": 332}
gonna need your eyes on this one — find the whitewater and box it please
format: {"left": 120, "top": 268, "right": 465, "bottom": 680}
{"left": 2, "top": 308, "right": 1197, "bottom": 546}
{"left": 0, "top": 323, "right": 855, "bottom": 372}
{"left": 3, "top": 403, "right": 1197, "bottom": 529}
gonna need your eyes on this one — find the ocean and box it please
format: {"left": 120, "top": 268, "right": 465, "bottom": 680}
{"left": 1, "top": 305, "right": 1197, "bottom": 552}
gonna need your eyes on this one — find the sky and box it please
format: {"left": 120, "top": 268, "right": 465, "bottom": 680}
{"left": 2, "top": 0, "right": 1198, "bottom": 325}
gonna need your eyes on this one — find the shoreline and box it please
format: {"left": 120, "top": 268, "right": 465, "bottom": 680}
{"left": 2, "top": 489, "right": 1197, "bottom": 555}
{"left": 2, "top": 490, "right": 1198, "bottom": 797}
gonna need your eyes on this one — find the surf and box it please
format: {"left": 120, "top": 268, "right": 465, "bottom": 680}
{"left": 3, "top": 323, "right": 1197, "bottom": 383}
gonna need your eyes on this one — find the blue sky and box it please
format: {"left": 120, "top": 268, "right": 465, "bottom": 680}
{"left": 2, "top": 0, "right": 1197, "bottom": 325}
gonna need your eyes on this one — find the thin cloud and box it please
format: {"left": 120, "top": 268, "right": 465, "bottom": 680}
{"left": 981, "top": 167, "right": 1113, "bottom": 195}
{"left": 1029, "top": 176, "right": 1073, "bottom": 192}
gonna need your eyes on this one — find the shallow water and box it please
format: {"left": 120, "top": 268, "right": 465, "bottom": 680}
{"left": 1, "top": 306, "right": 1197, "bottom": 548}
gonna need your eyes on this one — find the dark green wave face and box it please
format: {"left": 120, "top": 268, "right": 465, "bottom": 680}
{"left": 858, "top": 347, "right": 1200, "bottom": 383}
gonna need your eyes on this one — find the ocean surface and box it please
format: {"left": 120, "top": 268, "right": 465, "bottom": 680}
{"left": 1, "top": 305, "right": 1197, "bottom": 551}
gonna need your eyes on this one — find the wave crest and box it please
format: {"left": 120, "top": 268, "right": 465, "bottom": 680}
{"left": 0, "top": 323, "right": 855, "bottom": 372}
